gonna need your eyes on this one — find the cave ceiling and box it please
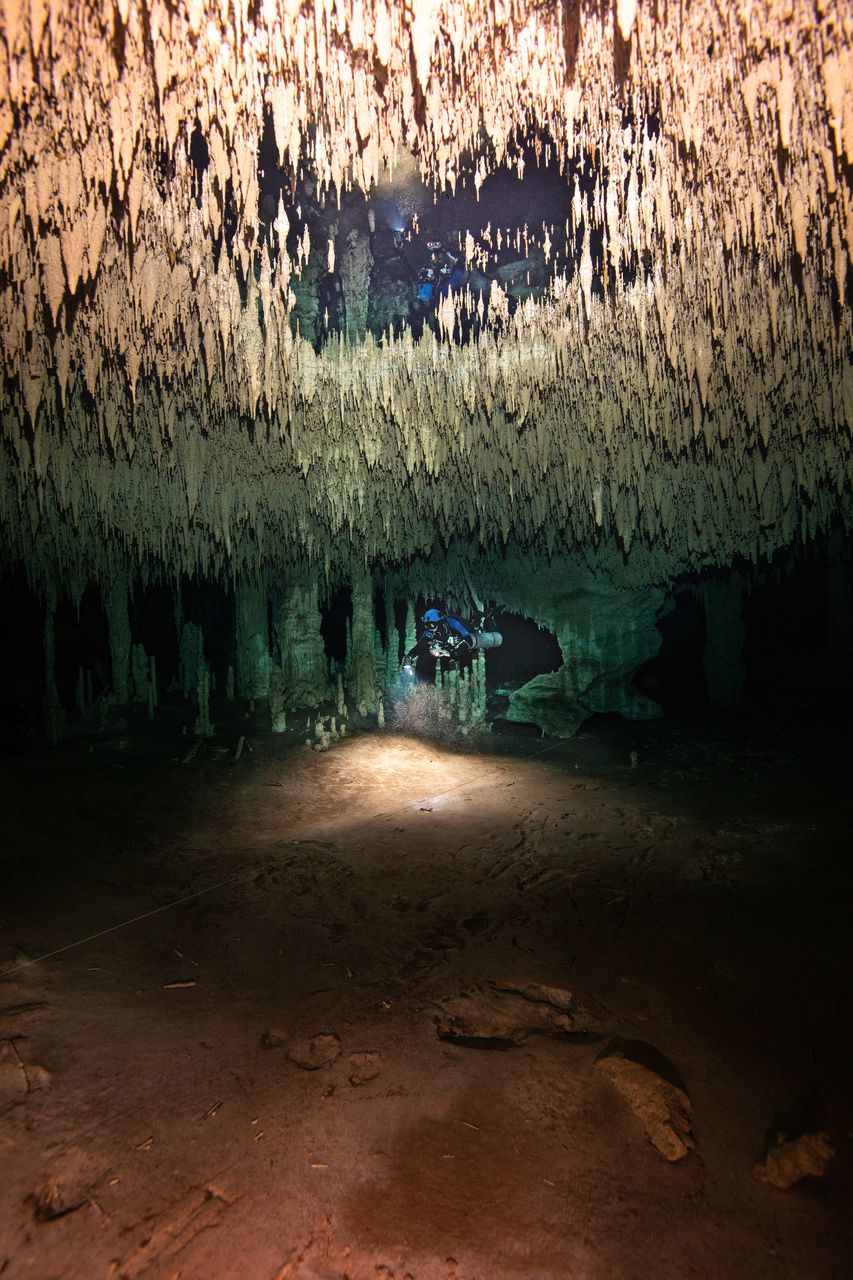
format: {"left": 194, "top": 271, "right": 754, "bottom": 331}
{"left": 0, "top": 0, "right": 851, "bottom": 599}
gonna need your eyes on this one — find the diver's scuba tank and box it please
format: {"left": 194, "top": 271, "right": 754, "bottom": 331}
{"left": 472, "top": 631, "right": 502, "bottom": 650}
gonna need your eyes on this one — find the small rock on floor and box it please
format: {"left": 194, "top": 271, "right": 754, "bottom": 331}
{"left": 287, "top": 1033, "right": 341, "bottom": 1070}
{"left": 492, "top": 979, "right": 575, "bottom": 1012}
{"left": 348, "top": 1051, "right": 381, "bottom": 1086}
{"left": 595, "top": 1039, "right": 694, "bottom": 1162}
{"left": 31, "top": 1180, "right": 88, "bottom": 1222}
{"left": 435, "top": 985, "right": 584, "bottom": 1045}
{"left": 753, "top": 1131, "right": 835, "bottom": 1189}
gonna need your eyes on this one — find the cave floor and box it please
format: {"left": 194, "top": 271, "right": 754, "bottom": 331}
{"left": 0, "top": 706, "right": 851, "bottom": 1280}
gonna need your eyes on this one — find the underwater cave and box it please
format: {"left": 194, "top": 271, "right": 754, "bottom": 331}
{"left": 0, "top": 2, "right": 851, "bottom": 1277}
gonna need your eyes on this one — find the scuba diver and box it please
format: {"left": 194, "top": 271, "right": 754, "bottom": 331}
{"left": 403, "top": 608, "right": 502, "bottom": 669}
{"left": 415, "top": 264, "right": 439, "bottom": 305}
{"left": 416, "top": 240, "right": 465, "bottom": 305}
{"left": 429, "top": 240, "right": 465, "bottom": 295}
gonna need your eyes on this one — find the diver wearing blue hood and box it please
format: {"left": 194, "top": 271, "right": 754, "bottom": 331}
{"left": 403, "top": 608, "right": 502, "bottom": 669}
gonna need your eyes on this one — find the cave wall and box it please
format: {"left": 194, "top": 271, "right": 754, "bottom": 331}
{"left": 490, "top": 568, "right": 669, "bottom": 737}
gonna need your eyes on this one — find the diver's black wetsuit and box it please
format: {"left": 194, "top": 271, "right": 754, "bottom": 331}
{"left": 403, "top": 615, "right": 474, "bottom": 666}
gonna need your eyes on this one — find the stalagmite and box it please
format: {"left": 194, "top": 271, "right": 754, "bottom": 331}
{"left": 348, "top": 571, "right": 378, "bottom": 718}
{"left": 194, "top": 665, "right": 213, "bottom": 738}
{"left": 403, "top": 605, "right": 418, "bottom": 669}
{"left": 179, "top": 623, "right": 206, "bottom": 702}
{"left": 236, "top": 584, "right": 271, "bottom": 702}
{"left": 440, "top": 657, "right": 487, "bottom": 733}
{"left": 274, "top": 581, "right": 330, "bottom": 710}
{"left": 384, "top": 588, "right": 400, "bottom": 689}
{"left": 269, "top": 664, "right": 287, "bottom": 733}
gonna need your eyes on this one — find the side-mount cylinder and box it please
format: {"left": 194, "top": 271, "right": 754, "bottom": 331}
{"left": 472, "top": 631, "right": 502, "bottom": 650}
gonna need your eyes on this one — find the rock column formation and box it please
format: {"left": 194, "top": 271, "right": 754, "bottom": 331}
{"left": 384, "top": 587, "right": 401, "bottom": 689}
{"left": 274, "top": 581, "right": 329, "bottom": 710}
{"left": 235, "top": 585, "right": 271, "bottom": 702}
{"left": 179, "top": 622, "right": 206, "bottom": 701}
{"left": 349, "top": 571, "right": 378, "bottom": 717}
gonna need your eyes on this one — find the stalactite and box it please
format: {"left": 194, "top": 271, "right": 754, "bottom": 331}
{"left": 0, "top": 1, "right": 848, "bottom": 612}
{"left": 373, "top": 626, "right": 386, "bottom": 693}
